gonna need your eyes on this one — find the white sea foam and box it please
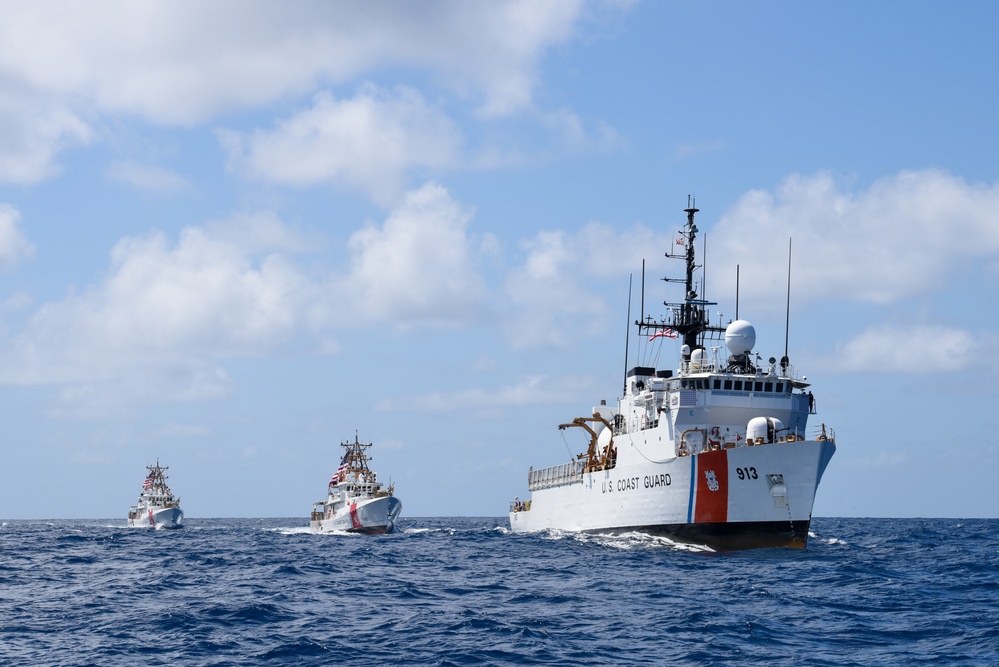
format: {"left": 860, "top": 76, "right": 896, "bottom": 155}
{"left": 266, "top": 526, "right": 314, "bottom": 536}
{"left": 542, "top": 528, "right": 715, "bottom": 552}
{"left": 599, "top": 531, "right": 715, "bottom": 552}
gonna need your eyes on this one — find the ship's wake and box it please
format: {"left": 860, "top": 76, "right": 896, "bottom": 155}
{"left": 265, "top": 526, "right": 315, "bottom": 536}
{"left": 539, "top": 528, "right": 715, "bottom": 552}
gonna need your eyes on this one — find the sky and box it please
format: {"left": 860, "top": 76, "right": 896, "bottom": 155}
{"left": 1, "top": 1, "right": 998, "bottom": 520}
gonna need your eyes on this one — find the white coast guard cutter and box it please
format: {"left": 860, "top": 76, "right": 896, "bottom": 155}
{"left": 127, "top": 461, "right": 184, "bottom": 529}
{"left": 509, "top": 202, "right": 836, "bottom": 550}
{"left": 311, "top": 435, "right": 402, "bottom": 535}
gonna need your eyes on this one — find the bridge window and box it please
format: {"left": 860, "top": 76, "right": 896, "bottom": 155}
{"left": 764, "top": 382, "right": 773, "bottom": 392}
{"left": 754, "top": 381, "right": 763, "bottom": 392}
{"left": 776, "top": 382, "right": 784, "bottom": 393}
{"left": 734, "top": 380, "right": 743, "bottom": 390}
{"left": 724, "top": 380, "right": 732, "bottom": 390}
{"left": 713, "top": 379, "right": 721, "bottom": 389}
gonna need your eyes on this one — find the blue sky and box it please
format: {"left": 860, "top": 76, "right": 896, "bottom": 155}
{"left": 1, "top": 1, "right": 998, "bottom": 519}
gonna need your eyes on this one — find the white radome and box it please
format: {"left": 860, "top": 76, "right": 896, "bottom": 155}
{"left": 725, "top": 319, "right": 756, "bottom": 355}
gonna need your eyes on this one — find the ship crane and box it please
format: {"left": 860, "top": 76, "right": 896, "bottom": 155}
{"left": 558, "top": 415, "right": 616, "bottom": 473}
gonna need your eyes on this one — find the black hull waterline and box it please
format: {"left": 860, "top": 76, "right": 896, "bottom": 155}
{"left": 585, "top": 519, "right": 812, "bottom": 551}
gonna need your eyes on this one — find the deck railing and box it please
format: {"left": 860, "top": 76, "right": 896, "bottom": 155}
{"left": 527, "top": 460, "right": 585, "bottom": 491}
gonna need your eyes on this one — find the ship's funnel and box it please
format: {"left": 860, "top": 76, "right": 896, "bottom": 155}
{"left": 725, "top": 320, "right": 756, "bottom": 356}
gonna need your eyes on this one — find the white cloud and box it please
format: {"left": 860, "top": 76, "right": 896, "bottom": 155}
{"left": 0, "top": 98, "right": 93, "bottom": 184}
{"left": 819, "top": 324, "right": 985, "bottom": 375}
{"left": 0, "top": 211, "right": 318, "bottom": 406}
{"left": 503, "top": 221, "right": 671, "bottom": 347}
{"left": 0, "top": 2, "right": 628, "bottom": 188}
{"left": 0, "top": 204, "right": 36, "bottom": 270}
{"left": 0, "top": 184, "right": 499, "bottom": 409}
{"left": 222, "top": 86, "right": 461, "bottom": 205}
{"left": 377, "top": 374, "right": 588, "bottom": 412}
{"left": 221, "top": 88, "right": 625, "bottom": 205}
{"left": 0, "top": 2, "right": 585, "bottom": 124}
{"left": 97, "top": 216, "right": 314, "bottom": 354}
{"left": 430, "top": 1, "right": 584, "bottom": 118}
{"left": 709, "top": 170, "right": 999, "bottom": 314}
{"left": 538, "top": 108, "right": 625, "bottom": 155}
{"left": 45, "top": 365, "right": 233, "bottom": 419}
{"left": 337, "top": 182, "right": 487, "bottom": 326}
{"left": 106, "top": 160, "right": 192, "bottom": 196}
{"left": 505, "top": 230, "right": 595, "bottom": 348}
{"left": 0, "top": 290, "right": 32, "bottom": 313}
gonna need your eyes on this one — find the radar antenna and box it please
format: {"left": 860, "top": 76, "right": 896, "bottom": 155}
{"left": 637, "top": 198, "right": 726, "bottom": 350}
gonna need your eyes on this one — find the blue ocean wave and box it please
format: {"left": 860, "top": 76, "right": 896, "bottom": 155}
{"left": 0, "top": 517, "right": 997, "bottom": 666}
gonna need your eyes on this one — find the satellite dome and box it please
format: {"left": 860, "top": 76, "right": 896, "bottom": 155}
{"left": 725, "top": 320, "right": 756, "bottom": 356}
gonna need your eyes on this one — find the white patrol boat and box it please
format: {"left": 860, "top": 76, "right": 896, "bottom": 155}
{"left": 127, "top": 461, "right": 184, "bottom": 529}
{"left": 509, "top": 201, "right": 836, "bottom": 550}
{"left": 310, "top": 435, "right": 402, "bottom": 535}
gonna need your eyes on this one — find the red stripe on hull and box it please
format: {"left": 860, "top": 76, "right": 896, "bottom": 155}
{"left": 694, "top": 449, "right": 729, "bottom": 523}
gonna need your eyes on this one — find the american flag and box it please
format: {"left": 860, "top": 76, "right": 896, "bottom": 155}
{"left": 649, "top": 328, "right": 678, "bottom": 340}
{"left": 142, "top": 477, "right": 153, "bottom": 489}
{"left": 330, "top": 454, "right": 350, "bottom": 485}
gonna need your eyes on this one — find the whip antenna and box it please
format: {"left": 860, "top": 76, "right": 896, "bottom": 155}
{"left": 784, "top": 239, "right": 792, "bottom": 360}
{"left": 623, "top": 273, "right": 632, "bottom": 396}
{"left": 640, "top": 259, "right": 646, "bottom": 328}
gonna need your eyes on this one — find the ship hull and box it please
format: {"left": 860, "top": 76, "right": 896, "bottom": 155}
{"left": 577, "top": 519, "right": 811, "bottom": 550}
{"left": 311, "top": 496, "right": 402, "bottom": 535}
{"left": 510, "top": 439, "right": 834, "bottom": 550}
{"left": 127, "top": 506, "right": 184, "bottom": 529}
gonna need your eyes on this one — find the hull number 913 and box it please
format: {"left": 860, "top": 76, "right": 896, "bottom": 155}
{"left": 736, "top": 467, "right": 758, "bottom": 480}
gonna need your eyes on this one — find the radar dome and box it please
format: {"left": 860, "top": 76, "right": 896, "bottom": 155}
{"left": 725, "top": 320, "right": 756, "bottom": 355}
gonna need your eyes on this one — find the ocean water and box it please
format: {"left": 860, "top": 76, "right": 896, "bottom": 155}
{"left": 1, "top": 517, "right": 996, "bottom": 666}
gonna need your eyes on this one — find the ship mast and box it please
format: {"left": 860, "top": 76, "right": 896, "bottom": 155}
{"left": 342, "top": 434, "right": 376, "bottom": 483}
{"left": 638, "top": 198, "right": 726, "bottom": 350}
